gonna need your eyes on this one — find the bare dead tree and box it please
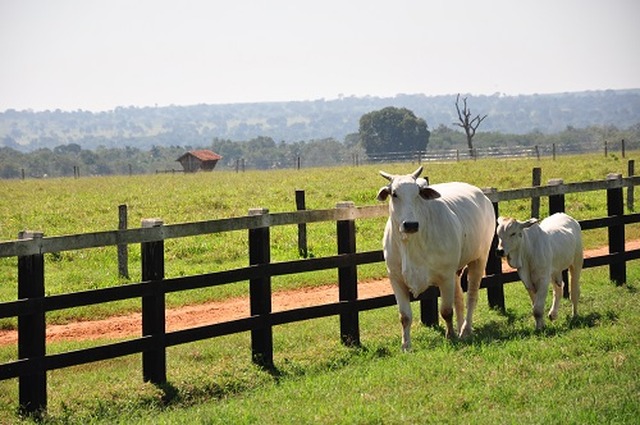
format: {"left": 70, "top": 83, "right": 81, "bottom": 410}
{"left": 453, "top": 94, "right": 488, "bottom": 157}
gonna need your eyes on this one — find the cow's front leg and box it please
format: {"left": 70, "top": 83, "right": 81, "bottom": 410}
{"left": 390, "top": 278, "right": 413, "bottom": 351}
{"left": 439, "top": 278, "right": 456, "bottom": 339}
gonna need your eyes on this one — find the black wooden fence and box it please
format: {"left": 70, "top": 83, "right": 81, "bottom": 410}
{"left": 1, "top": 173, "right": 640, "bottom": 415}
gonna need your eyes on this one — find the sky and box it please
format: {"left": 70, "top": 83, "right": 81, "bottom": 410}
{"left": 1, "top": 0, "right": 639, "bottom": 112}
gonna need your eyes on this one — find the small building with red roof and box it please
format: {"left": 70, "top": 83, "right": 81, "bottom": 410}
{"left": 176, "top": 150, "right": 223, "bottom": 172}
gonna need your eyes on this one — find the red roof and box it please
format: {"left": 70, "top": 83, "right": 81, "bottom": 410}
{"left": 178, "top": 150, "right": 222, "bottom": 162}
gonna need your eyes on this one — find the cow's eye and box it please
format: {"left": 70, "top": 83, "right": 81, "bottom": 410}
{"left": 391, "top": 191, "right": 398, "bottom": 198}
{"left": 510, "top": 232, "right": 516, "bottom": 237}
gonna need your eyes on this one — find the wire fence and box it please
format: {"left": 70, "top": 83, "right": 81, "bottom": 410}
{"left": 362, "top": 140, "right": 636, "bottom": 165}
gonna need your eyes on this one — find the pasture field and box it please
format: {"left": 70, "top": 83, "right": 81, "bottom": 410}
{"left": 0, "top": 265, "right": 638, "bottom": 424}
{"left": 0, "top": 152, "right": 639, "bottom": 328}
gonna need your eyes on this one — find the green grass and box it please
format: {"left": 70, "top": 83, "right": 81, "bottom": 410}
{"left": 1, "top": 265, "right": 638, "bottom": 424}
{"left": 0, "top": 153, "right": 639, "bottom": 328}
{"left": 1, "top": 153, "right": 637, "bottom": 424}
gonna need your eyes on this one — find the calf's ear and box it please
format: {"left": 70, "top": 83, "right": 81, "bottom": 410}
{"left": 416, "top": 177, "right": 430, "bottom": 187}
{"left": 419, "top": 187, "right": 441, "bottom": 200}
{"left": 377, "top": 186, "right": 391, "bottom": 201}
{"left": 497, "top": 216, "right": 506, "bottom": 226}
{"left": 522, "top": 218, "right": 539, "bottom": 228}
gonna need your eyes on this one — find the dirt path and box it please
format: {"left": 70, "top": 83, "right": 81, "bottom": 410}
{"left": 1, "top": 242, "right": 636, "bottom": 346}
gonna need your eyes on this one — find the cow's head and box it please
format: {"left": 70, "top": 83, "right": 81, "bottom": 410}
{"left": 495, "top": 216, "right": 538, "bottom": 268}
{"left": 377, "top": 166, "right": 441, "bottom": 234}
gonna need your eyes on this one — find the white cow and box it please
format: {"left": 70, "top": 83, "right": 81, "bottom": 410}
{"left": 495, "top": 213, "right": 583, "bottom": 329}
{"left": 377, "top": 166, "right": 495, "bottom": 350}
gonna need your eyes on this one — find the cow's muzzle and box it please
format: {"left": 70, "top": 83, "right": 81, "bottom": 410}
{"left": 401, "top": 221, "right": 419, "bottom": 233}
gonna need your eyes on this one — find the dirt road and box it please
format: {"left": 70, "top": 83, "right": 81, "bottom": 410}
{"left": 0, "top": 241, "right": 635, "bottom": 346}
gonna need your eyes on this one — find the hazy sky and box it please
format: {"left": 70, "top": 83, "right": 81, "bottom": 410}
{"left": 1, "top": 0, "right": 639, "bottom": 112}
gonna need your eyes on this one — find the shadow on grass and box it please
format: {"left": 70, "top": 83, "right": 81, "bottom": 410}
{"left": 461, "top": 307, "right": 620, "bottom": 347}
{"left": 131, "top": 307, "right": 623, "bottom": 417}
{"left": 566, "top": 310, "right": 618, "bottom": 329}
{"left": 404, "top": 302, "right": 621, "bottom": 350}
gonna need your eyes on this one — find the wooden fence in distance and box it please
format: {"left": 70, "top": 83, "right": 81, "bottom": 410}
{"left": 1, "top": 173, "right": 639, "bottom": 416}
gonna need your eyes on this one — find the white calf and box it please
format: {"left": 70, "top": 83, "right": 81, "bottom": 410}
{"left": 496, "top": 212, "right": 583, "bottom": 329}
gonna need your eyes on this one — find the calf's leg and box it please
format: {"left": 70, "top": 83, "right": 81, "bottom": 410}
{"left": 548, "top": 272, "right": 564, "bottom": 321}
{"left": 454, "top": 272, "right": 464, "bottom": 335}
{"left": 569, "top": 264, "right": 581, "bottom": 317}
{"left": 532, "top": 279, "right": 549, "bottom": 330}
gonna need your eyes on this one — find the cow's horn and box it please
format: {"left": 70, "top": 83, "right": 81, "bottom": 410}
{"left": 411, "top": 166, "right": 424, "bottom": 179}
{"left": 379, "top": 171, "right": 393, "bottom": 181}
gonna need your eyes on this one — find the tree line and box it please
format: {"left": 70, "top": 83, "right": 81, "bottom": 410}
{"left": 1, "top": 119, "right": 638, "bottom": 179}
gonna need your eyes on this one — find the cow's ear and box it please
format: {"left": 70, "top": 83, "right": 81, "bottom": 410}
{"left": 522, "top": 218, "right": 539, "bottom": 228}
{"left": 377, "top": 186, "right": 391, "bottom": 201}
{"left": 419, "top": 187, "right": 441, "bottom": 200}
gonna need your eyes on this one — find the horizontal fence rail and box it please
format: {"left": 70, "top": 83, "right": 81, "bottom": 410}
{"left": 1, "top": 174, "right": 639, "bottom": 416}
{"left": 363, "top": 141, "right": 632, "bottom": 164}
{"left": 2, "top": 175, "right": 639, "bottom": 258}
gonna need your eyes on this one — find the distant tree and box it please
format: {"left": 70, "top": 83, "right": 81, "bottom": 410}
{"left": 429, "top": 124, "right": 464, "bottom": 149}
{"left": 301, "top": 138, "right": 344, "bottom": 166}
{"left": 53, "top": 143, "right": 82, "bottom": 155}
{"left": 0, "top": 162, "right": 20, "bottom": 179}
{"left": 343, "top": 133, "right": 360, "bottom": 147}
{"left": 453, "top": 94, "right": 487, "bottom": 156}
{"left": 358, "top": 107, "right": 430, "bottom": 154}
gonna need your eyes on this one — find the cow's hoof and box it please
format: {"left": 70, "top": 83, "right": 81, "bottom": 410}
{"left": 459, "top": 326, "right": 473, "bottom": 339}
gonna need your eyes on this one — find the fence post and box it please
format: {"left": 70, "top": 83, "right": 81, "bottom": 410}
{"left": 548, "top": 178, "right": 565, "bottom": 214}
{"left": 548, "top": 179, "right": 569, "bottom": 298}
{"left": 17, "top": 230, "right": 46, "bottom": 417}
{"left": 118, "top": 204, "right": 129, "bottom": 279}
{"left": 140, "top": 218, "right": 166, "bottom": 384}
{"left": 552, "top": 143, "right": 557, "bottom": 160}
{"left": 606, "top": 173, "right": 626, "bottom": 285}
{"left": 484, "top": 189, "right": 505, "bottom": 312}
{"left": 621, "top": 139, "right": 625, "bottom": 158}
{"left": 604, "top": 140, "right": 608, "bottom": 157}
{"left": 628, "top": 160, "right": 635, "bottom": 212}
{"left": 531, "top": 167, "right": 542, "bottom": 218}
{"left": 248, "top": 208, "right": 274, "bottom": 369}
{"left": 295, "top": 190, "right": 308, "bottom": 258}
{"left": 336, "top": 202, "right": 360, "bottom": 347}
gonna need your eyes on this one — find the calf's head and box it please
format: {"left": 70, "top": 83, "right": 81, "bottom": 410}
{"left": 377, "top": 166, "right": 441, "bottom": 234}
{"left": 495, "top": 216, "right": 538, "bottom": 268}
